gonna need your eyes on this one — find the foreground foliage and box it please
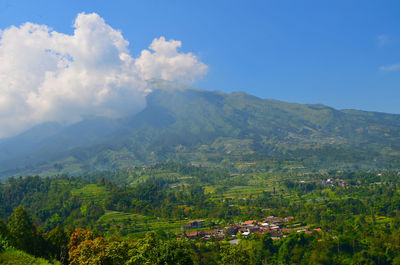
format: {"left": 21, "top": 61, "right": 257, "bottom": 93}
{"left": 1, "top": 165, "right": 400, "bottom": 264}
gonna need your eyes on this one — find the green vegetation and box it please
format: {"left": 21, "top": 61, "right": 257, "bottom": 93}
{"left": 1, "top": 80, "right": 400, "bottom": 178}
{"left": 96, "top": 211, "right": 187, "bottom": 235}
{"left": 0, "top": 73, "right": 399, "bottom": 264}
{"left": 0, "top": 248, "right": 59, "bottom": 265}
{"left": 71, "top": 184, "right": 109, "bottom": 205}
{"left": 1, "top": 164, "right": 400, "bottom": 263}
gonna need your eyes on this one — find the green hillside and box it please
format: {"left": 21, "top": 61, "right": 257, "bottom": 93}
{"left": 0, "top": 80, "right": 399, "bottom": 178}
{"left": 0, "top": 248, "right": 59, "bottom": 265}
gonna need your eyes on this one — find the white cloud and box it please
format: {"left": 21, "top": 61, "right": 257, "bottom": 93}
{"left": 135, "top": 37, "right": 208, "bottom": 84}
{"left": 379, "top": 64, "right": 400, "bottom": 72}
{"left": 0, "top": 13, "right": 207, "bottom": 138}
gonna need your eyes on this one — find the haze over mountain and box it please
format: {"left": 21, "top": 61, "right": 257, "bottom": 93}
{"left": 0, "top": 79, "right": 399, "bottom": 179}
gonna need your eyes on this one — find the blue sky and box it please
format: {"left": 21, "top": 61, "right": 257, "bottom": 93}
{"left": 1, "top": 0, "right": 400, "bottom": 114}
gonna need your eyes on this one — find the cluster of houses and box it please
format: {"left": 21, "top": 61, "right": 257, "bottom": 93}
{"left": 319, "top": 178, "right": 347, "bottom": 187}
{"left": 180, "top": 216, "right": 321, "bottom": 241}
{"left": 299, "top": 178, "right": 347, "bottom": 187}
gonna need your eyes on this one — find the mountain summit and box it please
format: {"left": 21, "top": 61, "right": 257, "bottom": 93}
{"left": 0, "top": 81, "right": 399, "bottom": 178}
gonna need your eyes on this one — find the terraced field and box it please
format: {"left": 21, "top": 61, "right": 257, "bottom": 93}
{"left": 96, "top": 210, "right": 188, "bottom": 235}
{"left": 71, "top": 184, "right": 109, "bottom": 205}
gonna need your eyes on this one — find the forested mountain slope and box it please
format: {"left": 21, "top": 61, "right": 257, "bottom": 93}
{"left": 0, "top": 80, "right": 399, "bottom": 178}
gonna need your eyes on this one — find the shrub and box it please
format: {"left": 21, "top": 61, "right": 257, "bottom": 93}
{"left": 0, "top": 236, "right": 9, "bottom": 252}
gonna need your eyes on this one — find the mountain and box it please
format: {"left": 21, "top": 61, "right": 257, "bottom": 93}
{"left": 0, "top": 122, "right": 63, "bottom": 162}
{"left": 0, "top": 80, "right": 399, "bottom": 178}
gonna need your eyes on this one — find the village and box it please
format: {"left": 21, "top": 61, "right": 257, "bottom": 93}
{"left": 179, "top": 216, "right": 322, "bottom": 243}
{"left": 299, "top": 178, "right": 348, "bottom": 187}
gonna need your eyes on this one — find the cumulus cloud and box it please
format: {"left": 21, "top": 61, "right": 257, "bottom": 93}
{"left": 0, "top": 12, "right": 207, "bottom": 138}
{"left": 135, "top": 37, "right": 208, "bottom": 84}
{"left": 379, "top": 64, "right": 400, "bottom": 72}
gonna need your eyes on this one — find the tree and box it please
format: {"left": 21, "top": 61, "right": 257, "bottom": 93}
{"left": 126, "top": 231, "right": 160, "bottom": 265}
{"left": 156, "top": 239, "right": 193, "bottom": 265}
{"left": 69, "top": 237, "right": 129, "bottom": 265}
{"left": 68, "top": 228, "right": 96, "bottom": 257}
{"left": 46, "top": 224, "right": 69, "bottom": 263}
{"left": 0, "top": 235, "right": 9, "bottom": 252}
{"left": 220, "top": 245, "right": 250, "bottom": 265}
{"left": 0, "top": 219, "right": 9, "bottom": 239}
{"left": 7, "top": 206, "right": 37, "bottom": 254}
{"left": 126, "top": 231, "right": 194, "bottom": 265}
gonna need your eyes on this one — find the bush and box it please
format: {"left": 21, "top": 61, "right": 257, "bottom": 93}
{"left": 0, "top": 236, "right": 9, "bottom": 252}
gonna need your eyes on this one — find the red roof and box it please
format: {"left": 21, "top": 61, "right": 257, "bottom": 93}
{"left": 186, "top": 231, "right": 196, "bottom": 236}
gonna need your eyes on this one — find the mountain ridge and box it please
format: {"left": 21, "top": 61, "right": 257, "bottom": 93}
{"left": 0, "top": 80, "right": 399, "bottom": 178}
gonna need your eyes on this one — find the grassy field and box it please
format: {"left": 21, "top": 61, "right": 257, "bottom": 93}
{"left": 71, "top": 184, "right": 109, "bottom": 205}
{"left": 97, "top": 210, "right": 188, "bottom": 235}
{"left": 0, "top": 248, "right": 60, "bottom": 265}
